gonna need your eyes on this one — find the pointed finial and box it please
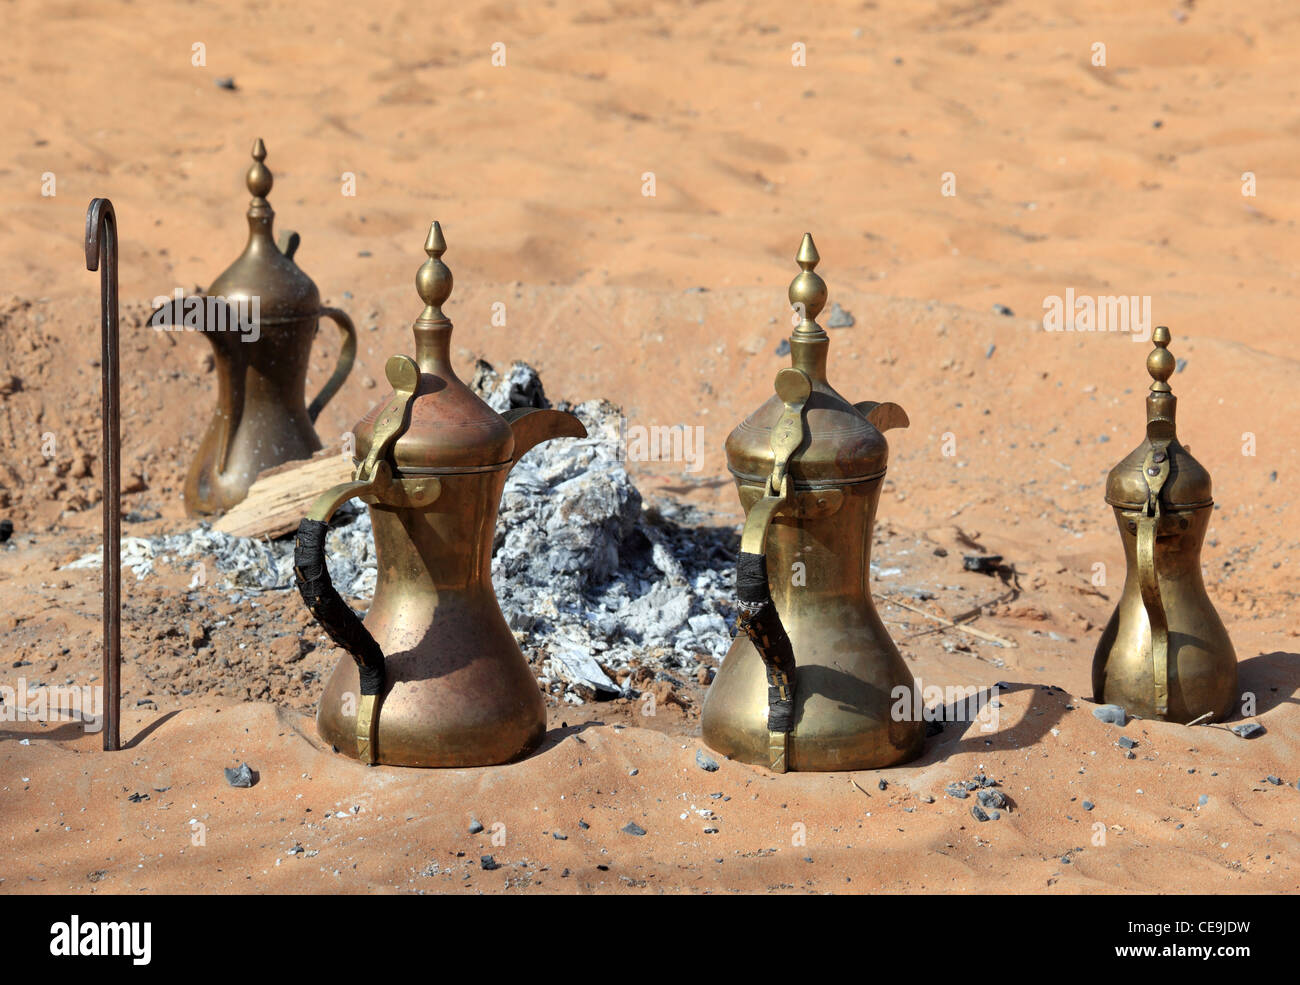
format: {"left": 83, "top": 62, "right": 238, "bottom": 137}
{"left": 415, "top": 221, "right": 453, "bottom": 320}
{"left": 246, "top": 138, "right": 273, "bottom": 201}
{"left": 789, "top": 232, "right": 827, "bottom": 337}
{"left": 796, "top": 231, "right": 820, "bottom": 268}
{"left": 1146, "top": 325, "right": 1174, "bottom": 393}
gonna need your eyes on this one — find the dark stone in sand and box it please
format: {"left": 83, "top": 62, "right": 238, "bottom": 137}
{"left": 977, "top": 789, "right": 1006, "bottom": 810}
{"left": 696, "top": 749, "right": 720, "bottom": 772}
{"left": 1092, "top": 704, "right": 1127, "bottom": 726}
{"left": 963, "top": 554, "right": 1003, "bottom": 574}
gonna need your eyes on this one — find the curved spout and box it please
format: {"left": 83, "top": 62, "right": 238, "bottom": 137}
{"left": 147, "top": 294, "right": 245, "bottom": 353}
{"left": 503, "top": 407, "right": 587, "bottom": 472}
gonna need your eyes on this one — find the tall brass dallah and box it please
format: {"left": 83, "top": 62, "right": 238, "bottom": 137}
{"left": 1093, "top": 326, "right": 1237, "bottom": 722}
{"left": 701, "top": 234, "right": 924, "bottom": 772}
{"left": 292, "top": 222, "right": 586, "bottom": 768}
{"left": 178, "top": 139, "right": 357, "bottom": 515}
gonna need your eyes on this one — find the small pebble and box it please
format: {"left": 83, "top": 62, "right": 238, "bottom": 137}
{"left": 963, "top": 554, "right": 1002, "bottom": 574}
{"left": 1092, "top": 704, "right": 1127, "bottom": 726}
{"left": 877, "top": 779, "right": 887, "bottom": 791}
{"left": 215, "top": 77, "right": 237, "bottom": 90}
{"left": 480, "top": 855, "right": 499, "bottom": 871}
{"left": 1117, "top": 736, "right": 1137, "bottom": 749}
{"left": 970, "top": 805, "right": 991, "bottom": 822}
{"left": 622, "top": 822, "right": 646, "bottom": 836}
{"left": 992, "top": 304, "right": 1014, "bottom": 317}
{"left": 826, "top": 302, "right": 855, "bottom": 328}
{"left": 976, "top": 789, "right": 1006, "bottom": 810}
{"left": 1265, "top": 776, "right": 1282, "bottom": 786}
{"left": 1082, "top": 800, "right": 1095, "bottom": 811}
{"left": 1197, "top": 794, "right": 1209, "bottom": 806}
{"left": 223, "top": 763, "right": 254, "bottom": 788}
{"left": 695, "top": 749, "right": 720, "bottom": 772}
{"left": 468, "top": 819, "right": 484, "bottom": 834}
{"left": 945, "top": 783, "right": 969, "bottom": 800}
{"left": 1230, "top": 722, "right": 1265, "bottom": 739}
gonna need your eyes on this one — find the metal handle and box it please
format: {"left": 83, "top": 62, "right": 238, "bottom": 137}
{"left": 294, "top": 508, "right": 384, "bottom": 763}
{"left": 1138, "top": 445, "right": 1172, "bottom": 717}
{"left": 732, "top": 368, "right": 811, "bottom": 773}
{"left": 307, "top": 306, "right": 358, "bottom": 424}
{"left": 292, "top": 356, "right": 422, "bottom": 764}
{"left": 86, "top": 198, "right": 121, "bottom": 753}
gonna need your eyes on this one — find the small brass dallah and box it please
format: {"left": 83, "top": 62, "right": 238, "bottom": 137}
{"left": 701, "top": 234, "right": 924, "bottom": 772}
{"left": 292, "top": 222, "right": 586, "bottom": 768}
{"left": 1093, "top": 327, "right": 1238, "bottom": 722}
{"left": 171, "top": 139, "right": 357, "bottom": 515}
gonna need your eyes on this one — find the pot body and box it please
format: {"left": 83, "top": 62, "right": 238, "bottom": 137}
{"left": 1092, "top": 505, "right": 1237, "bottom": 722}
{"left": 185, "top": 315, "right": 322, "bottom": 515}
{"left": 316, "top": 466, "right": 545, "bottom": 767}
{"left": 702, "top": 477, "right": 925, "bottom": 771}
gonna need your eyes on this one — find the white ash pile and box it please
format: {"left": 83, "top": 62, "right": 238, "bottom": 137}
{"left": 69, "top": 362, "right": 739, "bottom": 703}
{"left": 475, "top": 360, "right": 736, "bottom": 701}
{"left": 65, "top": 510, "right": 376, "bottom": 598}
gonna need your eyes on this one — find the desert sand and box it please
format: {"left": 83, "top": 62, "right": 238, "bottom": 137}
{"left": 1, "top": 0, "right": 1298, "bottom": 893}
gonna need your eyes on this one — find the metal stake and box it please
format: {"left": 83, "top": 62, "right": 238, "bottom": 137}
{"left": 86, "top": 199, "right": 120, "bottom": 752}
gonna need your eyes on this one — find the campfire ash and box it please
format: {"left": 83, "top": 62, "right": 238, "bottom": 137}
{"left": 68, "top": 364, "right": 740, "bottom": 703}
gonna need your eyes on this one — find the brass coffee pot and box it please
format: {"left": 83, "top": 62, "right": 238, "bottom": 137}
{"left": 292, "top": 222, "right": 586, "bottom": 768}
{"left": 1093, "top": 326, "right": 1237, "bottom": 723}
{"left": 179, "top": 139, "right": 357, "bottom": 515}
{"left": 701, "top": 234, "right": 924, "bottom": 772}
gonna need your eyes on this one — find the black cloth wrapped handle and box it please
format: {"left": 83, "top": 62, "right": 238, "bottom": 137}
{"left": 734, "top": 551, "right": 796, "bottom": 733}
{"left": 293, "top": 518, "right": 384, "bottom": 696}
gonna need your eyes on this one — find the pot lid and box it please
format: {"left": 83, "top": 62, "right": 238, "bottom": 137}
{"left": 352, "top": 222, "right": 514, "bottom": 473}
{"left": 1105, "top": 326, "right": 1213, "bottom": 511}
{"left": 205, "top": 139, "right": 321, "bottom": 324}
{"left": 725, "top": 234, "right": 890, "bottom": 488}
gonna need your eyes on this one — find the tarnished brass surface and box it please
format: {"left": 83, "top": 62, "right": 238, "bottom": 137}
{"left": 176, "top": 139, "right": 357, "bottom": 515}
{"left": 313, "top": 222, "right": 587, "bottom": 767}
{"left": 1092, "top": 327, "right": 1237, "bottom": 722}
{"left": 702, "top": 234, "right": 925, "bottom": 772}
